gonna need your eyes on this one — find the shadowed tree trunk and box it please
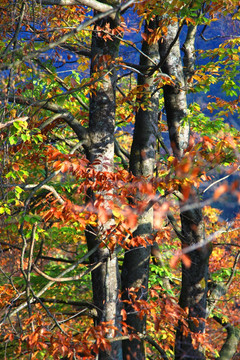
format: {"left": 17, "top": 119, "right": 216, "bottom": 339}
{"left": 159, "top": 19, "right": 209, "bottom": 360}
{"left": 86, "top": 7, "right": 122, "bottom": 360}
{"left": 121, "top": 18, "right": 160, "bottom": 360}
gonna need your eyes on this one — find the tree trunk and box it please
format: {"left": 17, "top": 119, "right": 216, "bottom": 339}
{"left": 121, "top": 19, "right": 160, "bottom": 360}
{"left": 159, "top": 19, "right": 209, "bottom": 360}
{"left": 86, "top": 8, "right": 122, "bottom": 360}
{"left": 218, "top": 323, "right": 240, "bottom": 360}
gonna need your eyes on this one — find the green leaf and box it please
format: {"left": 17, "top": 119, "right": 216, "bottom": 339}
{"left": 9, "top": 135, "right": 17, "bottom": 145}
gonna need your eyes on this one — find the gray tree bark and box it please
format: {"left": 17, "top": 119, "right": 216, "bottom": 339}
{"left": 121, "top": 19, "right": 160, "bottom": 360}
{"left": 86, "top": 7, "right": 122, "bottom": 360}
{"left": 159, "top": 19, "right": 209, "bottom": 360}
{"left": 218, "top": 324, "right": 240, "bottom": 360}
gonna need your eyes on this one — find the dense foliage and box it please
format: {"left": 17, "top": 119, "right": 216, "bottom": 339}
{"left": 0, "top": 1, "right": 240, "bottom": 359}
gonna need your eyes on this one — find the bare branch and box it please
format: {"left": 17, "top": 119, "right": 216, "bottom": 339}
{"left": 0, "top": 241, "right": 76, "bottom": 263}
{"left": 32, "top": 291, "right": 68, "bottom": 335}
{"left": 3, "top": 2, "right": 26, "bottom": 55}
{"left": 3, "top": 94, "right": 88, "bottom": 144}
{"left": 203, "top": 166, "right": 239, "bottom": 194}
{"left": 38, "top": 0, "right": 113, "bottom": 14}
{"left": 226, "top": 251, "right": 240, "bottom": 288}
{"left": 38, "top": 297, "right": 97, "bottom": 309}
{"left": 32, "top": 259, "right": 104, "bottom": 282}
{"left": 214, "top": 316, "right": 240, "bottom": 360}
{"left": 26, "top": 184, "right": 65, "bottom": 205}
{"left": 0, "top": 117, "right": 28, "bottom": 129}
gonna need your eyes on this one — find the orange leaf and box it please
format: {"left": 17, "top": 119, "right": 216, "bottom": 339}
{"left": 121, "top": 308, "right": 127, "bottom": 321}
{"left": 213, "top": 183, "right": 228, "bottom": 200}
{"left": 98, "top": 206, "right": 111, "bottom": 225}
{"left": 123, "top": 207, "right": 138, "bottom": 229}
{"left": 12, "top": 163, "right": 19, "bottom": 171}
{"left": 181, "top": 184, "right": 191, "bottom": 200}
{"left": 182, "top": 254, "right": 191, "bottom": 268}
{"left": 170, "top": 254, "right": 180, "bottom": 269}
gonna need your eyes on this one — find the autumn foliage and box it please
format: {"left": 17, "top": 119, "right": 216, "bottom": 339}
{"left": 0, "top": 1, "right": 240, "bottom": 359}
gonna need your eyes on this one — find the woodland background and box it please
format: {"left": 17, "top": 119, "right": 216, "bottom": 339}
{"left": 0, "top": 1, "right": 240, "bottom": 360}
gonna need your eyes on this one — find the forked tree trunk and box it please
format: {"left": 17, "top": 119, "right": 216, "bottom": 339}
{"left": 121, "top": 19, "right": 160, "bottom": 360}
{"left": 86, "top": 9, "right": 122, "bottom": 360}
{"left": 159, "top": 19, "right": 209, "bottom": 360}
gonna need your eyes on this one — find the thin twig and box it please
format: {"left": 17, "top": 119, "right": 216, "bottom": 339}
{"left": 3, "top": 242, "right": 101, "bottom": 321}
{"left": 0, "top": 0, "right": 135, "bottom": 70}
{"left": 32, "top": 259, "right": 104, "bottom": 282}
{"left": 203, "top": 166, "right": 239, "bottom": 194}
{"left": 226, "top": 251, "right": 240, "bottom": 288}
{"left": 3, "top": 2, "right": 26, "bottom": 55}
{"left": 32, "top": 290, "right": 68, "bottom": 335}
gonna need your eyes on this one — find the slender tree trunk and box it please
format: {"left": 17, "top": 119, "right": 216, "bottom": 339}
{"left": 159, "top": 20, "right": 209, "bottom": 360}
{"left": 86, "top": 8, "right": 122, "bottom": 360}
{"left": 121, "top": 19, "right": 160, "bottom": 360}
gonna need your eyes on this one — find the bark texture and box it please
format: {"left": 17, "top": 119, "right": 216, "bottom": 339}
{"left": 121, "top": 19, "right": 160, "bottom": 360}
{"left": 159, "top": 20, "right": 209, "bottom": 360}
{"left": 86, "top": 9, "right": 122, "bottom": 360}
{"left": 159, "top": 20, "right": 189, "bottom": 159}
{"left": 218, "top": 324, "right": 240, "bottom": 360}
{"left": 182, "top": 24, "right": 197, "bottom": 83}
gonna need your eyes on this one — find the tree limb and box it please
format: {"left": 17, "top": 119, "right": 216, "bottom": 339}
{"left": 38, "top": 0, "right": 113, "bottom": 14}
{"left": 213, "top": 316, "right": 240, "bottom": 360}
{"left": 32, "top": 258, "right": 104, "bottom": 282}
{"left": 3, "top": 94, "right": 89, "bottom": 144}
{"left": 0, "top": 116, "right": 28, "bottom": 129}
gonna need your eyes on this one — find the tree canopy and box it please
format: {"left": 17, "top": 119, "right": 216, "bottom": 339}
{"left": 0, "top": 1, "right": 240, "bottom": 359}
